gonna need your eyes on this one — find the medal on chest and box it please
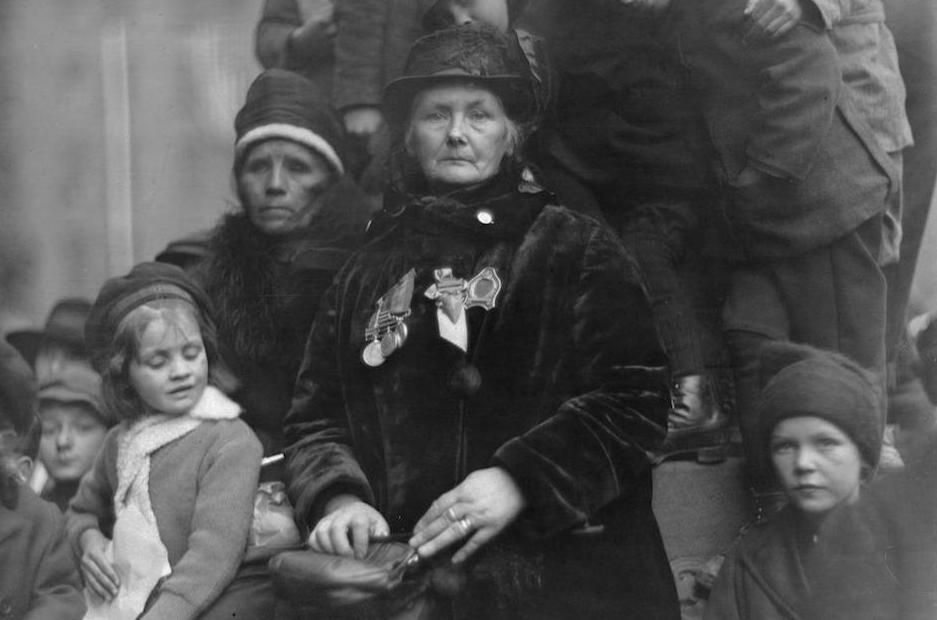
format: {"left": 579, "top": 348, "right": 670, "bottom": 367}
{"left": 423, "top": 266, "right": 502, "bottom": 352}
{"left": 361, "top": 269, "right": 416, "bottom": 367}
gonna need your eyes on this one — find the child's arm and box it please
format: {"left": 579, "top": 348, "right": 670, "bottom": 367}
{"left": 139, "top": 422, "right": 262, "bottom": 620}
{"left": 65, "top": 427, "right": 120, "bottom": 600}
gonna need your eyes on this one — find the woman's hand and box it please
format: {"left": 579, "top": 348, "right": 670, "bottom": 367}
{"left": 308, "top": 494, "right": 389, "bottom": 558}
{"left": 410, "top": 467, "right": 527, "bottom": 564}
{"left": 743, "top": 0, "right": 803, "bottom": 39}
{"left": 79, "top": 529, "right": 120, "bottom": 601}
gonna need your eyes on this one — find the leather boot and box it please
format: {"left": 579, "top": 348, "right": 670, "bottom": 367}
{"left": 653, "top": 374, "right": 730, "bottom": 465}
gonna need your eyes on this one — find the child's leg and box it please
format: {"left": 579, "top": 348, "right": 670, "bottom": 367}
{"left": 620, "top": 200, "right": 730, "bottom": 463}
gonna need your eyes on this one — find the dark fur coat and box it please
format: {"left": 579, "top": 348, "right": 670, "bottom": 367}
{"left": 194, "top": 176, "right": 371, "bottom": 454}
{"left": 284, "top": 173, "right": 679, "bottom": 619}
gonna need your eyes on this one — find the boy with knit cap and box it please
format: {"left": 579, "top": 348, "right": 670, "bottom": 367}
{"left": 705, "top": 341, "right": 884, "bottom": 620}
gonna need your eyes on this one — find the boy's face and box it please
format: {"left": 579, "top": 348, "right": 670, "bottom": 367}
{"left": 39, "top": 401, "right": 108, "bottom": 482}
{"left": 429, "top": 0, "right": 510, "bottom": 32}
{"left": 770, "top": 416, "right": 863, "bottom": 518}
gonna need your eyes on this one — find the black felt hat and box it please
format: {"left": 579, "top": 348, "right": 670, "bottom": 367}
{"left": 383, "top": 23, "right": 537, "bottom": 130}
{"left": 6, "top": 298, "right": 93, "bottom": 367}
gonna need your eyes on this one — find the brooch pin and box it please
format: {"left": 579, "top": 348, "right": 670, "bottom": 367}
{"left": 362, "top": 269, "right": 415, "bottom": 367}
{"left": 423, "top": 267, "right": 502, "bottom": 352}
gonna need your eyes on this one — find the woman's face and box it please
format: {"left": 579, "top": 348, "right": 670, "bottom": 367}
{"left": 39, "top": 401, "right": 108, "bottom": 482}
{"left": 238, "top": 139, "right": 334, "bottom": 236}
{"left": 770, "top": 416, "right": 863, "bottom": 518}
{"left": 128, "top": 308, "right": 208, "bottom": 418}
{"left": 406, "top": 83, "right": 514, "bottom": 191}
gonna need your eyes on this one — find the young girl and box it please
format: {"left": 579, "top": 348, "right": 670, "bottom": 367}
{"left": 66, "top": 262, "right": 269, "bottom": 620}
{"left": 704, "top": 342, "right": 884, "bottom": 620}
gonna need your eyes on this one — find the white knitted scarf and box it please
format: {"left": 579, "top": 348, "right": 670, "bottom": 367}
{"left": 114, "top": 386, "right": 241, "bottom": 527}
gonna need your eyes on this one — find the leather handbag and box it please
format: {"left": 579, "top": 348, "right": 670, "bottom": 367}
{"left": 269, "top": 537, "right": 458, "bottom": 620}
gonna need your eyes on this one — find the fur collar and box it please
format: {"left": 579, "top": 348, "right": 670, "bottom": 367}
{"left": 202, "top": 179, "right": 368, "bottom": 365}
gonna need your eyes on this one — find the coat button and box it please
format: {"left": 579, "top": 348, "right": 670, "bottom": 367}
{"left": 0, "top": 598, "right": 12, "bottom": 615}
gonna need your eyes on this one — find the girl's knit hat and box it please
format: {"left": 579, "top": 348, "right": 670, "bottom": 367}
{"left": 757, "top": 341, "right": 884, "bottom": 470}
{"left": 85, "top": 262, "right": 214, "bottom": 374}
{"left": 234, "top": 69, "right": 346, "bottom": 176}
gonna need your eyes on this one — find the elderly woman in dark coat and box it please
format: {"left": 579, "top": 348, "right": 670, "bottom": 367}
{"left": 284, "top": 24, "right": 678, "bottom": 619}
{"left": 190, "top": 68, "right": 372, "bottom": 455}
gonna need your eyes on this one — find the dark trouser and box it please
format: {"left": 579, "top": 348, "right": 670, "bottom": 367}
{"left": 723, "top": 215, "right": 886, "bottom": 482}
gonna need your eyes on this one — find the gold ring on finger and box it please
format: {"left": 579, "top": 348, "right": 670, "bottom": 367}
{"left": 458, "top": 516, "right": 473, "bottom": 532}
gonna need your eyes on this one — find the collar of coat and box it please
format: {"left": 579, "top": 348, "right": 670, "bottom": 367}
{"left": 373, "top": 168, "right": 555, "bottom": 242}
{"left": 114, "top": 386, "right": 241, "bottom": 510}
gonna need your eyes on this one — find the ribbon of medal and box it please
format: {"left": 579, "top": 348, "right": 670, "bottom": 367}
{"left": 361, "top": 269, "right": 415, "bottom": 367}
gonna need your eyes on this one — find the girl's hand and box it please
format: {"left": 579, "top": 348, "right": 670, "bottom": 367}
{"left": 79, "top": 529, "right": 120, "bottom": 601}
{"left": 410, "top": 467, "right": 527, "bottom": 564}
{"left": 308, "top": 495, "right": 389, "bottom": 558}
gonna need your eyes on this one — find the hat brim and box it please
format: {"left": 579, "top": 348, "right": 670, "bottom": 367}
{"left": 6, "top": 331, "right": 42, "bottom": 367}
{"left": 38, "top": 384, "right": 104, "bottom": 415}
{"left": 383, "top": 72, "right": 535, "bottom": 129}
{"left": 6, "top": 331, "right": 89, "bottom": 367}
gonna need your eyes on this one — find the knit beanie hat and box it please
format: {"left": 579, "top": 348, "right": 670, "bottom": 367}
{"left": 0, "top": 340, "right": 37, "bottom": 437}
{"left": 85, "top": 262, "right": 214, "bottom": 374}
{"left": 757, "top": 342, "right": 883, "bottom": 470}
{"left": 383, "top": 23, "right": 538, "bottom": 132}
{"left": 234, "top": 69, "right": 346, "bottom": 176}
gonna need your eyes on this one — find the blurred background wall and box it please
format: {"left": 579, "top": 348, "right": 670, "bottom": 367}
{"left": 0, "top": 0, "right": 260, "bottom": 330}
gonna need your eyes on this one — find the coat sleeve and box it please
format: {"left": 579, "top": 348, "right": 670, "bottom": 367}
{"left": 140, "top": 422, "right": 262, "bottom": 620}
{"left": 284, "top": 280, "right": 375, "bottom": 534}
{"left": 492, "top": 225, "right": 671, "bottom": 537}
{"left": 332, "top": 0, "right": 391, "bottom": 110}
{"left": 738, "top": 11, "right": 842, "bottom": 180}
{"left": 65, "top": 427, "right": 120, "bottom": 552}
{"left": 703, "top": 544, "right": 744, "bottom": 620}
{"left": 24, "top": 494, "right": 86, "bottom": 620}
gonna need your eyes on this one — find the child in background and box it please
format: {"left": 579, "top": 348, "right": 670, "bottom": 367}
{"left": 66, "top": 262, "right": 270, "bottom": 620}
{"left": 37, "top": 361, "right": 112, "bottom": 512}
{"left": 0, "top": 340, "right": 85, "bottom": 620}
{"left": 7, "top": 297, "right": 115, "bottom": 511}
{"left": 705, "top": 342, "right": 887, "bottom": 619}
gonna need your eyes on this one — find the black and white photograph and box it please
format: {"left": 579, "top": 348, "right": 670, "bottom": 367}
{"left": 0, "top": 0, "right": 936, "bottom": 618}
